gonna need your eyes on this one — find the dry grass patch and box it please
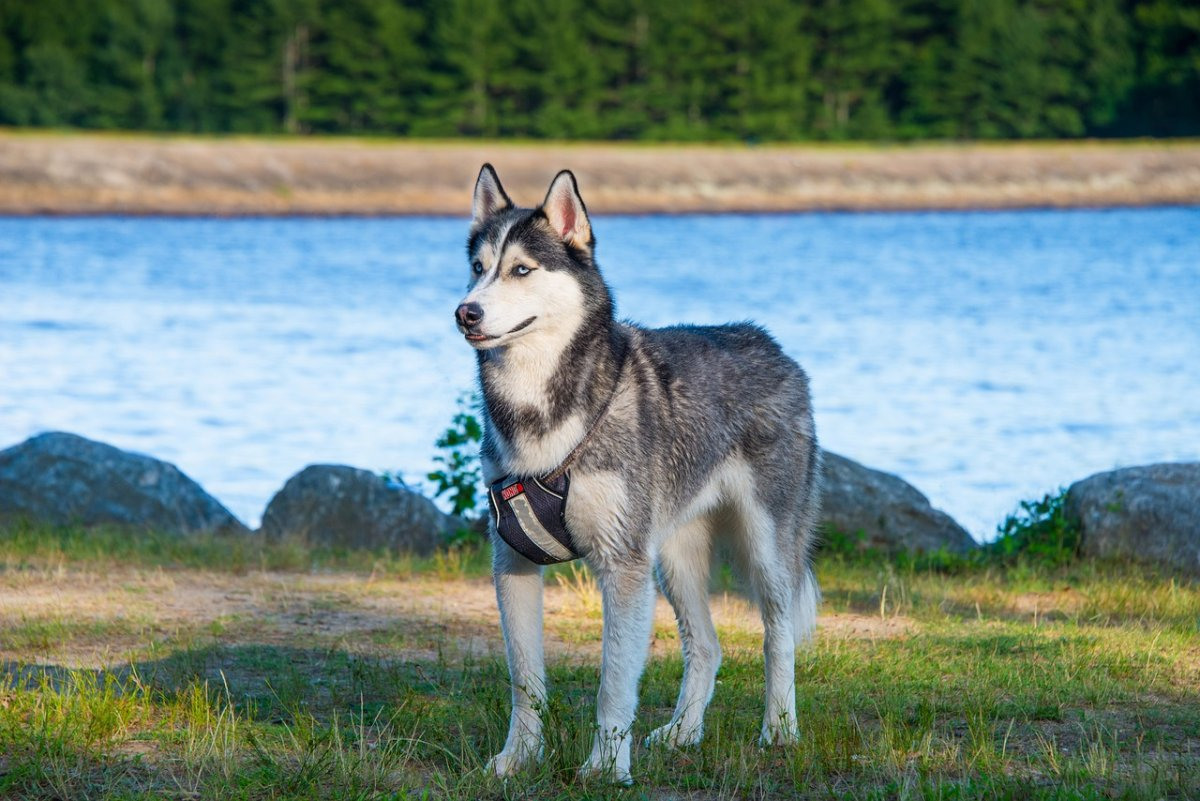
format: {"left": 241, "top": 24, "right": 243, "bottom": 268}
{"left": 3, "top": 132, "right": 1200, "bottom": 215}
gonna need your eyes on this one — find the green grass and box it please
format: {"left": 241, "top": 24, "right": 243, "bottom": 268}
{"left": 1, "top": 522, "right": 1198, "bottom": 799}
{"left": 0, "top": 615, "right": 159, "bottom": 652}
{"left": 0, "top": 518, "right": 494, "bottom": 578}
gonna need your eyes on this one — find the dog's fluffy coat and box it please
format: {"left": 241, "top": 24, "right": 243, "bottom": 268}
{"left": 457, "top": 165, "right": 820, "bottom": 783}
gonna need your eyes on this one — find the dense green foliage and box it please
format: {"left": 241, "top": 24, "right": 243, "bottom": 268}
{"left": 0, "top": 0, "right": 1197, "bottom": 140}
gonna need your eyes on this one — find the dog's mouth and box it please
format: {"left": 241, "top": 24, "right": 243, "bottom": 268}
{"left": 463, "top": 316, "right": 537, "bottom": 345}
{"left": 506, "top": 316, "right": 537, "bottom": 335}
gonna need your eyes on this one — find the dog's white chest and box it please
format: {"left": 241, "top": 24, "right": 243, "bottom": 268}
{"left": 563, "top": 469, "right": 631, "bottom": 557}
{"left": 492, "top": 414, "right": 586, "bottom": 477}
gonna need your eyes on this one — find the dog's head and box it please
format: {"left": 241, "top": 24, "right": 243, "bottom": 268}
{"left": 456, "top": 165, "right": 610, "bottom": 350}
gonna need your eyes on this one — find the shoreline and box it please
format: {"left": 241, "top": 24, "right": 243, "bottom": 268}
{"left": 2, "top": 132, "right": 1198, "bottom": 215}
{"left": 5, "top": 200, "right": 1200, "bottom": 220}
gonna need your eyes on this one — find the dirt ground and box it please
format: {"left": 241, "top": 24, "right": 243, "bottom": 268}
{"left": 2, "top": 132, "right": 1198, "bottom": 215}
{"left": 0, "top": 565, "right": 910, "bottom": 670}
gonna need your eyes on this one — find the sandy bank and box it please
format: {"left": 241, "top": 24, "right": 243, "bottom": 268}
{"left": 1, "top": 132, "right": 1198, "bottom": 215}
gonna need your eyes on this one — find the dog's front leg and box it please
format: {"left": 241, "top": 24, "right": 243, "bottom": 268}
{"left": 580, "top": 558, "right": 656, "bottom": 785}
{"left": 488, "top": 535, "right": 547, "bottom": 777}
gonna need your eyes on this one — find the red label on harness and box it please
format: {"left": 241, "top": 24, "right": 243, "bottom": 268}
{"left": 500, "top": 482, "right": 525, "bottom": 501}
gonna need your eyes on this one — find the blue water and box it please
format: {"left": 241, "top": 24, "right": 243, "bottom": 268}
{"left": 1, "top": 209, "right": 1198, "bottom": 537}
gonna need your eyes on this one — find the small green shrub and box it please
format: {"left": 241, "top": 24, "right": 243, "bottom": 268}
{"left": 819, "top": 524, "right": 972, "bottom": 573}
{"left": 987, "top": 488, "right": 1080, "bottom": 567}
{"left": 425, "top": 391, "right": 483, "bottom": 519}
{"left": 819, "top": 524, "right": 871, "bottom": 558}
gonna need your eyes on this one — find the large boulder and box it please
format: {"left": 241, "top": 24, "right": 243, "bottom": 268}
{"left": 260, "top": 465, "right": 460, "bottom": 553}
{"left": 820, "top": 450, "right": 976, "bottom": 554}
{"left": 1065, "top": 463, "right": 1200, "bottom": 574}
{"left": 0, "top": 431, "right": 249, "bottom": 535}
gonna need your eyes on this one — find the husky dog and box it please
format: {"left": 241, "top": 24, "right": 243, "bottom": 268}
{"left": 456, "top": 165, "right": 820, "bottom": 784}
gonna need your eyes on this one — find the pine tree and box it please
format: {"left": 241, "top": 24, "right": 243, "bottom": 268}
{"left": 723, "top": 0, "right": 814, "bottom": 141}
{"left": 303, "top": 0, "right": 424, "bottom": 134}
{"left": 809, "top": 0, "right": 903, "bottom": 139}
{"left": 412, "top": 0, "right": 510, "bottom": 136}
{"left": 1124, "top": 0, "right": 1200, "bottom": 135}
{"left": 2, "top": 0, "right": 97, "bottom": 126}
{"left": 87, "top": 0, "right": 174, "bottom": 129}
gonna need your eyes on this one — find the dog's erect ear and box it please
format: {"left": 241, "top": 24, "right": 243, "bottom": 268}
{"left": 540, "top": 170, "right": 592, "bottom": 251}
{"left": 472, "top": 163, "right": 512, "bottom": 227}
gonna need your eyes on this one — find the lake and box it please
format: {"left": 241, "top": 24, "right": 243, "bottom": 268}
{"left": 2, "top": 209, "right": 1198, "bottom": 539}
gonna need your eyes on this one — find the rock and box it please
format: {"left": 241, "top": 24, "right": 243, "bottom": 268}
{"left": 820, "top": 450, "right": 976, "bottom": 554}
{"left": 260, "top": 465, "right": 460, "bottom": 553}
{"left": 0, "top": 431, "right": 249, "bottom": 535}
{"left": 1065, "top": 463, "right": 1200, "bottom": 574}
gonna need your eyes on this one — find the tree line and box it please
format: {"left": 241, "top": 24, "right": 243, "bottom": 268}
{"left": 0, "top": 0, "right": 1197, "bottom": 140}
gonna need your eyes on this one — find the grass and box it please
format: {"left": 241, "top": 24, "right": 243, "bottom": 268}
{"left": 1, "top": 523, "right": 1198, "bottom": 799}
{"left": 0, "top": 518, "right": 494, "bottom": 578}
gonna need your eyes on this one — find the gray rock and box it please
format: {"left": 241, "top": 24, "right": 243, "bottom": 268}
{"left": 820, "top": 450, "right": 976, "bottom": 553}
{"left": 1065, "top": 462, "right": 1200, "bottom": 574}
{"left": 260, "top": 465, "right": 460, "bottom": 553}
{"left": 0, "top": 431, "right": 249, "bottom": 535}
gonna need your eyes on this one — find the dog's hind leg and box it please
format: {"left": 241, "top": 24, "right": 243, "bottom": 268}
{"left": 579, "top": 555, "right": 657, "bottom": 785}
{"left": 646, "top": 516, "right": 720, "bottom": 749}
{"left": 738, "top": 501, "right": 800, "bottom": 746}
{"left": 487, "top": 534, "right": 548, "bottom": 777}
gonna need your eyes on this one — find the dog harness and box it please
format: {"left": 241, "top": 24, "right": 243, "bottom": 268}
{"left": 488, "top": 472, "right": 575, "bottom": 564}
{"left": 487, "top": 352, "right": 627, "bottom": 565}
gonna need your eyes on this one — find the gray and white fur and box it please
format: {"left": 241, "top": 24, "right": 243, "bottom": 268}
{"left": 456, "top": 165, "right": 821, "bottom": 784}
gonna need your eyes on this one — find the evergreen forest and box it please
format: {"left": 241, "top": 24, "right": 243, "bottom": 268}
{"left": 1, "top": 0, "right": 1197, "bottom": 140}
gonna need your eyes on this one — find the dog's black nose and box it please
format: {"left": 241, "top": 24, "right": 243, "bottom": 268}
{"left": 456, "top": 302, "right": 484, "bottom": 327}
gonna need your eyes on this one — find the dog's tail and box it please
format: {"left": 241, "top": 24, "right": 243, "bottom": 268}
{"left": 793, "top": 437, "right": 821, "bottom": 646}
{"left": 794, "top": 565, "right": 820, "bottom": 645}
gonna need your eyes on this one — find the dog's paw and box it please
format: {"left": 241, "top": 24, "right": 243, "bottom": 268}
{"left": 644, "top": 720, "right": 703, "bottom": 750}
{"left": 758, "top": 722, "right": 800, "bottom": 748}
{"left": 484, "top": 752, "right": 520, "bottom": 778}
{"left": 578, "top": 759, "right": 633, "bottom": 786}
{"left": 486, "top": 744, "right": 542, "bottom": 778}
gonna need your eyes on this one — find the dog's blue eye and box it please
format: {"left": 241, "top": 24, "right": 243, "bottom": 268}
{"left": 472, "top": 260, "right": 483, "bottom": 275}
{"left": 515, "top": 264, "right": 531, "bottom": 276}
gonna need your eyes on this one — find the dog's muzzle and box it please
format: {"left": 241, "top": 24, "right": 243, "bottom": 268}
{"left": 487, "top": 473, "right": 579, "bottom": 564}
